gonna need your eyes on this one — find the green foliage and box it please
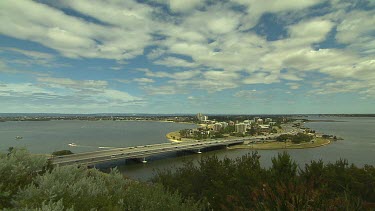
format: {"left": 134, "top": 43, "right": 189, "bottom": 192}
{"left": 223, "top": 125, "right": 235, "bottom": 133}
{"left": 269, "top": 151, "right": 298, "bottom": 184}
{"left": 0, "top": 148, "right": 203, "bottom": 210}
{"left": 211, "top": 133, "right": 224, "bottom": 138}
{"left": 153, "top": 152, "right": 375, "bottom": 210}
{"left": 0, "top": 148, "right": 48, "bottom": 208}
{"left": 153, "top": 152, "right": 265, "bottom": 210}
{"left": 123, "top": 182, "right": 202, "bottom": 211}
{"left": 291, "top": 132, "right": 313, "bottom": 144}
{"left": 276, "top": 134, "right": 293, "bottom": 142}
{"left": 276, "top": 133, "right": 313, "bottom": 144}
{"left": 179, "top": 129, "right": 190, "bottom": 138}
{"left": 52, "top": 150, "right": 73, "bottom": 156}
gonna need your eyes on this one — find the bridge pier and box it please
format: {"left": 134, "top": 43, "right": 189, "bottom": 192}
{"left": 142, "top": 157, "right": 147, "bottom": 163}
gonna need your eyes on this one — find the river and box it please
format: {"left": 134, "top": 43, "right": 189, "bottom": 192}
{"left": 0, "top": 117, "right": 374, "bottom": 181}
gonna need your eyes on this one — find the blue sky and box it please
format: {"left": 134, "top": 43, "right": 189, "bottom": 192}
{"left": 0, "top": 0, "right": 374, "bottom": 114}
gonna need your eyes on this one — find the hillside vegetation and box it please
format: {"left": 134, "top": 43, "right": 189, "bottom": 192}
{"left": 1, "top": 148, "right": 374, "bottom": 210}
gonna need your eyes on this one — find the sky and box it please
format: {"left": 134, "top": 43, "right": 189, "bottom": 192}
{"left": 0, "top": 0, "right": 374, "bottom": 114}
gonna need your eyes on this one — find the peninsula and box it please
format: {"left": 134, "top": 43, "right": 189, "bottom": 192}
{"left": 166, "top": 114, "right": 334, "bottom": 150}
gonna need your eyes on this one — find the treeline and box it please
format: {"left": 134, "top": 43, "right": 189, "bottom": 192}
{"left": 153, "top": 152, "right": 375, "bottom": 210}
{"left": 0, "top": 149, "right": 202, "bottom": 210}
{"left": 276, "top": 132, "right": 313, "bottom": 143}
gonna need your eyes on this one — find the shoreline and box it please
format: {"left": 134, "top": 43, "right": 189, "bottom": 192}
{"left": 165, "top": 129, "right": 332, "bottom": 150}
{"left": 228, "top": 138, "right": 331, "bottom": 150}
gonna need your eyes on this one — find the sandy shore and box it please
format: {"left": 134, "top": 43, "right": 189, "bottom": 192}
{"left": 166, "top": 130, "right": 199, "bottom": 143}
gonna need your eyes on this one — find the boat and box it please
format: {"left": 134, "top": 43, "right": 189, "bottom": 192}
{"left": 68, "top": 143, "right": 77, "bottom": 147}
{"left": 15, "top": 136, "right": 23, "bottom": 140}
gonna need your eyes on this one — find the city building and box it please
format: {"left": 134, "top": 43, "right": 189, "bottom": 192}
{"left": 259, "top": 124, "right": 270, "bottom": 132}
{"left": 235, "top": 123, "right": 247, "bottom": 133}
{"left": 213, "top": 123, "right": 222, "bottom": 131}
{"left": 196, "top": 113, "right": 208, "bottom": 122}
{"left": 265, "top": 118, "right": 272, "bottom": 123}
{"left": 220, "top": 122, "right": 228, "bottom": 129}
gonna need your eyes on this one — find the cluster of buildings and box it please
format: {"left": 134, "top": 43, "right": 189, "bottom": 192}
{"left": 234, "top": 117, "right": 277, "bottom": 134}
{"left": 196, "top": 113, "right": 209, "bottom": 122}
{"left": 195, "top": 113, "right": 278, "bottom": 135}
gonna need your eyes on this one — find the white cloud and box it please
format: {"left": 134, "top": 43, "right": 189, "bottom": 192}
{"left": 234, "top": 89, "right": 257, "bottom": 98}
{"left": 37, "top": 77, "right": 108, "bottom": 89}
{"left": 167, "top": 0, "right": 203, "bottom": 13}
{"left": 139, "top": 69, "right": 201, "bottom": 80}
{"left": 234, "top": 0, "right": 324, "bottom": 29}
{"left": 0, "top": 83, "right": 54, "bottom": 97}
{"left": 0, "top": 0, "right": 154, "bottom": 60}
{"left": 287, "top": 82, "right": 300, "bottom": 90}
{"left": 1, "top": 0, "right": 374, "bottom": 103}
{"left": 243, "top": 72, "right": 280, "bottom": 84}
{"left": 154, "top": 56, "right": 197, "bottom": 68}
{"left": 335, "top": 10, "right": 375, "bottom": 54}
{"left": 34, "top": 77, "right": 142, "bottom": 104}
{"left": 133, "top": 78, "right": 155, "bottom": 83}
{"left": 142, "top": 85, "right": 179, "bottom": 95}
{"left": 0, "top": 47, "right": 54, "bottom": 60}
{"left": 288, "top": 19, "right": 334, "bottom": 43}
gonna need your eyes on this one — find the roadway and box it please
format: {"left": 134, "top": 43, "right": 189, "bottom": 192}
{"left": 51, "top": 139, "right": 244, "bottom": 166}
{"left": 50, "top": 127, "right": 301, "bottom": 167}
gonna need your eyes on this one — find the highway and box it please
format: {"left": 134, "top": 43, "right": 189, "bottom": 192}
{"left": 50, "top": 139, "right": 244, "bottom": 166}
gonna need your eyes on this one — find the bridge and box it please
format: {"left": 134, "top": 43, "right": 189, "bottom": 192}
{"left": 50, "top": 139, "right": 245, "bottom": 167}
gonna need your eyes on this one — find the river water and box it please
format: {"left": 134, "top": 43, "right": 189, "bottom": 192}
{"left": 0, "top": 120, "right": 196, "bottom": 154}
{"left": 0, "top": 117, "right": 374, "bottom": 181}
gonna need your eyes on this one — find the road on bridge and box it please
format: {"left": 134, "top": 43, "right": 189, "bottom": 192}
{"left": 51, "top": 139, "right": 244, "bottom": 166}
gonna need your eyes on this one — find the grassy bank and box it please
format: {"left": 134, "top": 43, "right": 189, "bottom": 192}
{"left": 229, "top": 137, "right": 331, "bottom": 150}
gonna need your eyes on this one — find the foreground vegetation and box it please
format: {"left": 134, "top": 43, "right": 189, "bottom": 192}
{"left": 1, "top": 148, "right": 374, "bottom": 210}
{"left": 0, "top": 149, "right": 201, "bottom": 210}
{"left": 153, "top": 152, "right": 375, "bottom": 210}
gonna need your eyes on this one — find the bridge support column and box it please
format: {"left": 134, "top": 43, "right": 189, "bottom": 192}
{"left": 142, "top": 157, "right": 147, "bottom": 163}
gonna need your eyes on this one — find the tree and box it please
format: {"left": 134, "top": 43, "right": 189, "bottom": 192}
{"left": 0, "top": 148, "right": 48, "bottom": 208}
{"left": 52, "top": 150, "right": 73, "bottom": 156}
{"left": 291, "top": 133, "right": 313, "bottom": 144}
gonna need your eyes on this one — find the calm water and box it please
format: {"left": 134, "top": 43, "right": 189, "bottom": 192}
{"left": 1, "top": 117, "right": 374, "bottom": 181}
{"left": 0, "top": 120, "right": 196, "bottom": 154}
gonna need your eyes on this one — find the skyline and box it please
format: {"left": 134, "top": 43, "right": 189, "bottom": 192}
{"left": 0, "top": 0, "right": 374, "bottom": 114}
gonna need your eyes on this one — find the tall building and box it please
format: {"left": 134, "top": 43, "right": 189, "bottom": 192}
{"left": 196, "top": 113, "right": 203, "bottom": 121}
{"left": 235, "top": 123, "right": 246, "bottom": 133}
{"left": 213, "top": 123, "right": 222, "bottom": 131}
{"left": 196, "top": 113, "right": 208, "bottom": 122}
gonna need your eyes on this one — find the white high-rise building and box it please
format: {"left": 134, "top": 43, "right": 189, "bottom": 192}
{"left": 235, "top": 123, "right": 246, "bottom": 133}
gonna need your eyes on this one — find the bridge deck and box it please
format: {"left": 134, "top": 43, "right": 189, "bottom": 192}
{"left": 51, "top": 139, "right": 245, "bottom": 166}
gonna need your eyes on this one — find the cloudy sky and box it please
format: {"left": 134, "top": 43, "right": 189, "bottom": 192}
{"left": 0, "top": 0, "right": 374, "bottom": 114}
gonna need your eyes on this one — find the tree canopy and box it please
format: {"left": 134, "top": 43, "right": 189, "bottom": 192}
{"left": 153, "top": 152, "right": 375, "bottom": 210}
